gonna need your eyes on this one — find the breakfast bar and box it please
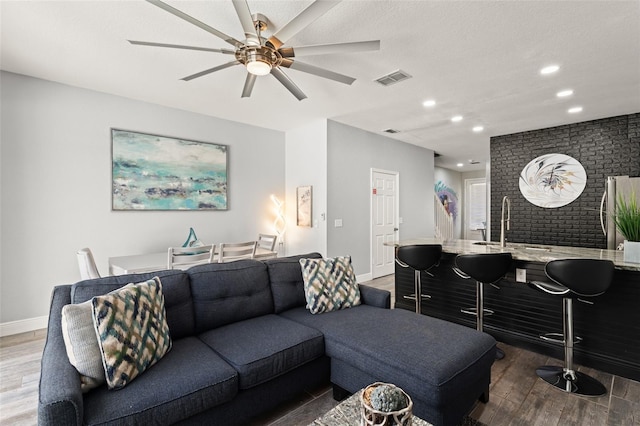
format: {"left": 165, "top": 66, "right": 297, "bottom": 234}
{"left": 387, "top": 238, "right": 640, "bottom": 381}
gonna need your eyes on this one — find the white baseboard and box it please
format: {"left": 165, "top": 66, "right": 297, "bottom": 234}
{"left": 356, "top": 272, "right": 373, "bottom": 283}
{"left": 0, "top": 315, "right": 48, "bottom": 337}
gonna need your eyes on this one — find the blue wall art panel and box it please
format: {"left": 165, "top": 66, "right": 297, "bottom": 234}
{"left": 435, "top": 180, "right": 458, "bottom": 221}
{"left": 112, "top": 129, "right": 228, "bottom": 210}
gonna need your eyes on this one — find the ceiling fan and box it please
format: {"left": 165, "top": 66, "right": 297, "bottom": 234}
{"left": 129, "top": 0, "right": 380, "bottom": 101}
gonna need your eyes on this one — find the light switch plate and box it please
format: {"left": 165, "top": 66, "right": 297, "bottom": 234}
{"left": 335, "top": 219, "right": 343, "bottom": 227}
{"left": 516, "top": 268, "right": 527, "bottom": 283}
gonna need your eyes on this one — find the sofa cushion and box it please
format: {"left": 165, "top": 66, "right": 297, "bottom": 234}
{"left": 300, "top": 256, "right": 361, "bottom": 314}
{"left": 188, "top": 260, "right": 274, "bottom": 333}
{"left": 280, "top": 305, "right": 496, "bottom": 408}
{"left": 83, "top": 336, "right": 237, "bottom": 425}
{"left": 92, "top": 277, "right": 172, "bottom": 390}
{"left": 198, "top": 314, "right": 324, "bottom": 390}
{"left": 265, "top": 252, "right": 323, "bottom": 313}
{"left": 71, "top": 269, "right": 194, "bottom": 339}
{"left": 61, "top": 299, "right": 105, "bottom": 392}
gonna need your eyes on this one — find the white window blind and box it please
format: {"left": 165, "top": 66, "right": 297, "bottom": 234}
{"left": 468, "top": 182, "right": 486, "bottom": 230}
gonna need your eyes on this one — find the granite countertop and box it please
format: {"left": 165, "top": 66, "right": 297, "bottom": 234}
{"left": 385, "top": 238, "right": 640, "bottom": 272}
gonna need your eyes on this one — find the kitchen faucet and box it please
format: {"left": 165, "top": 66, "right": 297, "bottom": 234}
{"left": 500, "top": 196, "right": 511, "bottom": 247}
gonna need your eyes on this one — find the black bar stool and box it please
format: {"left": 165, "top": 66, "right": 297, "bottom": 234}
{"left": 395, "top": 244, "right": 442, "bottom": 314}
{"left": 454, "top": 253, "right": 513, "bottom": 359}
{"left": 529, "top": 258, "right": 614, "bottom": 396}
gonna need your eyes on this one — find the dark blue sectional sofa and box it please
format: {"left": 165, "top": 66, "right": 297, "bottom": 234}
{"left": 39, "top": 253, "right": 496, "bottom": 426}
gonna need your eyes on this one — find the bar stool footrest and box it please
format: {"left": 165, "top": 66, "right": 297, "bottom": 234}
{"left": 461, "top": 307, "right": 494, "bottom": 317}
{"left": 539, "top": 333, "right": 583, "bottom": 344}
{"left": 403, "top": 294, "right": 431, "bottom": 301}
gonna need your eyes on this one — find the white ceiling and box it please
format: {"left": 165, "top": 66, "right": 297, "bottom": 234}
{"left": 2, "top": 0, "right": 639, "bottom": 171}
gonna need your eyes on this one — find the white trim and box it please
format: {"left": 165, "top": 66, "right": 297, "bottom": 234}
{"left": 0, "top": 315, "right": 49, "bottom": 337}
{"left": 357, "top": 272, "right": 373, "bottom": 284}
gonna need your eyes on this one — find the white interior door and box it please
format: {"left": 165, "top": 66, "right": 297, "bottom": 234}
{"left": 464, "top": 178, "right": 487, "bottom": 241}
{"left": 371, "top": 169, "right": 399, "bottom": 278}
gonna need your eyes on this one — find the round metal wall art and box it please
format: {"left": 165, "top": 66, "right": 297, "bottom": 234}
{"left": 519, "top": 153, "right": 587, "bottom": 208}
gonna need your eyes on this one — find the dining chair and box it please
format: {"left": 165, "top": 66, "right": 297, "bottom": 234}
{"left": 257, "top": 234, "right": 278, "bottom": 251}
{"left": 77, "top": 248, "right": 101, "bottom": 280}
{"left": 167, "top": 244, "right": 215, "bottom": 270}
{"left": 218, "top": 241, "right": 258, "bottom": 263}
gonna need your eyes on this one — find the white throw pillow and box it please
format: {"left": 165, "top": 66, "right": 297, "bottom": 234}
{"left": 61, "top": 300, "right": 106, "bottom": 392}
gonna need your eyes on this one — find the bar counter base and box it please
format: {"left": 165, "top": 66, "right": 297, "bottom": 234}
{"left": 394, "top": 253, "right": 640, "bottom": 382}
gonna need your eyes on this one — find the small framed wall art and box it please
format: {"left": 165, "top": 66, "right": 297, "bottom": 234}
{"left": 297, "top": 185, "right": 312, "bottom": 227}
{"left": 111, "top": 129, "right": 228, "bottom": 211}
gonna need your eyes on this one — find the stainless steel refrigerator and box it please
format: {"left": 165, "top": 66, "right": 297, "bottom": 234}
{"left": 601, "top": 176, "right": 640, "bottom": 249}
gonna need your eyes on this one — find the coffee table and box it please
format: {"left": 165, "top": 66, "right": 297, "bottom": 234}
{"left": 309, "top": 390, "right": 432, "bottom": 426}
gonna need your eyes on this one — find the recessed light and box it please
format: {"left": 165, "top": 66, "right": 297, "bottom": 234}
{"left": 568, "top": 106, "right": 583, "bottom": 114}
{"left": 451, "top": 115, "right": 463, "bottom": 123}
{"left": 423, "top": 99, "right": 436, "bottom": 107}
{"left": 557, "top": 89, "right": 573, "bottom": 98}
{"left": 472, "top": 126, "right": 484, "bottom": 132}
{"left": 456, "top": 163, "right": 464, "bottom": 167}
{"left": 540, "top": 65, "right": 560, "bottom": 75}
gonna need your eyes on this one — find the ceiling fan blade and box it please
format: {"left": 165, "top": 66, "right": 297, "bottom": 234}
{"left": 279, "top": 40, "right": 380, "bottom": 58}
{"left": 181, "top": 60, "right": 240, "bottom": 81}
{"left": 241, "top": 73, "right": 257, "bottom": 98}
{"left": 231, "top": 0, "right": 259, "bottom": 46}
{"left": 146, "top": 0, "right": 243, "bottom": 48}
{"left": 271, "top": 67, "right": 307, "bottom": 101}
{"left": 128, "top": 40, "right": 235, "bottom": 54}
{"left": 280, "top": 59, "right": 355, "bottom": 85}
{"left": 267, "top": 1, "right": 341, "bottom": 49}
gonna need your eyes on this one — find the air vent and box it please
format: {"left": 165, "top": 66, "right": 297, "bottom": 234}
{"left": 374, "top": 69, "right": 412, "bottom": 86}
{"left": 383, "top": 128, "right": 401, "bottom": 134}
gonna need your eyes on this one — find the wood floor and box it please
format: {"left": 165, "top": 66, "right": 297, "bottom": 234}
{"left": 1, "top": 275, "right": 638, "bottom": 426}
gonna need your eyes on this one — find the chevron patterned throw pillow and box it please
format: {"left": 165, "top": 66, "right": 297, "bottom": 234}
{"left": 91, "top": 277, "right": 172, "bottom": 390}
{"left": 300, "top": 256, "right": 361, "bottom": 314}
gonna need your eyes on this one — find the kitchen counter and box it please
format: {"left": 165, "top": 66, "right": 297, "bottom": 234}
{"left": 386, "top": 238, "right": 640, "bottom": 271}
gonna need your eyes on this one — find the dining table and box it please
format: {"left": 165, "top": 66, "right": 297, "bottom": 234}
{"left": 108, "top": 247, "right": 277, "bottom": 276}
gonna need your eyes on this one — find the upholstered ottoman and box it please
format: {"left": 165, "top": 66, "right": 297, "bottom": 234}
{"left": 280, "top": 305, "right": 496, "bottom": 426}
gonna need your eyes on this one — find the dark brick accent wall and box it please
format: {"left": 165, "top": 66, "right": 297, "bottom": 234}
{"left": 490, "top": 113, "right": 640, "bottom": 248}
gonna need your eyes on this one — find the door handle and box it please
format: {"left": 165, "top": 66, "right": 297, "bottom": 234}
{"left": 393, "top": 228, "right": 399, "bottom": 231}
{"left": 600, "top": 190, "right": 607, "bottom": 236}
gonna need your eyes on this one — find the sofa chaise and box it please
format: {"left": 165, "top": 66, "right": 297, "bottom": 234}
{"left": 38, "top": 252, "right": 496, "bottom": 426}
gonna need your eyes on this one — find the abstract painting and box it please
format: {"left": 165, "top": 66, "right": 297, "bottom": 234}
{"left": 112, "top": 129, "right": 227, "bottom": 210}
{"left": 435, "top": 180, "right": 458, "bottom": 220}
{"left": 519, "top": 153, "right": 586, "bottom": 208}
{"left": 297, "top": 186, "right": 312, "bottom": 227}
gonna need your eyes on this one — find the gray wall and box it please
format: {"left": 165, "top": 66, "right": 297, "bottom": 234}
{"left": 490, "top": 113, "right": 640, "bottom": 248}
{"left": 326, "top": 121, "right": 435, "bottom": 275}
{"left": 284, "top": 120, "right": 328, "bottom": 257}
{"left": 0, "top": 71, "right": 284, "bottom": 324}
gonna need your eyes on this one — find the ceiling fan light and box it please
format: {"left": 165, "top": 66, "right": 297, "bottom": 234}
{"left": 246, "top": 59, "right": 272, "bottom": 76}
